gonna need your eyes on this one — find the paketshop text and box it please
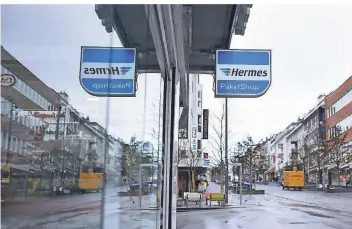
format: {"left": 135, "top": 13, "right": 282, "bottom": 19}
{"left": 220, "top": 83, "right": 259, "bottom": 91}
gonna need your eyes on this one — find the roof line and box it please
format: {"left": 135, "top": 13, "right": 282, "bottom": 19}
{"left": 1, "top": 45, "right": 61, "bottom": 106}
{"left": 325, "top": 75, "right": 352, "bottom": 100}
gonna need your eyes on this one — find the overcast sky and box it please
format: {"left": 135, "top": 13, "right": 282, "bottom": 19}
{"left": 2, "top": 4, "right": 352, "bottom": 152}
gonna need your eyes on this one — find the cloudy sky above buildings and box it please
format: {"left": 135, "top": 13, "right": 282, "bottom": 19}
{"left": 2, "top": 4, "right": 352, "bottom": 152}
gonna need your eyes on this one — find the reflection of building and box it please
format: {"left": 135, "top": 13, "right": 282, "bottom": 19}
{"left": 106, "top": 135, "right": 122, "bottom": 185}
{"left": 271, "top": 95, "right": 326, "bottom": 183}
{"left": 1, "top": 46, "right": 61, "bottom": 198}
{"left": 272, "top": 122, "right": 298, "bottom": 180}
{"left": 325, "top": 76, "right": 352, "bottom": 186}
{"left": 178, "top": 74, "right": 208, "bottom": 194}
{"left": 263, "top": 136, "right": 276, "bottom": 182}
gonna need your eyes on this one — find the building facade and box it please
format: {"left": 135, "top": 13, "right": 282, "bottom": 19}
{"left": 1, "top": 47, "right": 121, "bottom": 200}
{"left": 325, "top": 76, "right": 352, "bottom": 186}
{"left": 1, "top": 46, "right": 62, "bottom": 199}
{"left": 264, "top": 75, "right": 351, "bottom": 187}
{"left": 177, "top": 74, "right": 208, "bottom": 193}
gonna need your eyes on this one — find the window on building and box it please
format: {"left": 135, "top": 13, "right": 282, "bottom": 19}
{"left": 198, "top": 115, "right": 202, "bottom": 124}
{"left": 198, "top": 101, "right": 202, "bottom": 108}
{"left": 197, "top": 140, "right": 202, "bottom": 149}
{"left": 12, "top": 137, "right": 17, "bottom": 152}
{"left": 16, "top": 139, "right": 21, "bottom": 153}
{"left": 330, "top": 90, "right": 352, "bottom": 116}
{"left": 198, "top": 91, "right": 202, "bottom": 99}
{"left": 334, "top": 113, "right": 352, "bottom": 133}
{"left": 198, "top": 125, "right": 202, "bottom": 133}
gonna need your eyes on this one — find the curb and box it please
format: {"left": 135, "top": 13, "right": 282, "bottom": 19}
{"left": 176, "top": 205, "right": 243, "bottom": 212}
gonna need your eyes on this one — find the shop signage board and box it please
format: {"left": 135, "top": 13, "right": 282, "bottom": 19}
{"left": 1, "top": 74, "right": 17, "bottom": 87}
{"left": 79, "top": 46, "right": 136, "bottom": 97}
{"left": 215, "top": 49, "right": 271, "bottom": 98}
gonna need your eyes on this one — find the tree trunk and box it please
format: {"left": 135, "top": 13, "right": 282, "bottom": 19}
{"left": 191, "top": 169, "right": 196, "bottom": 192}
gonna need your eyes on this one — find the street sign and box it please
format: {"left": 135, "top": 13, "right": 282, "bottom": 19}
{"left": 215, "top": 49, "right": 271, "bottom": 98}
{"left": 1, "top": 74, "right": 17, "bottom": 87}
{"left": 79, "top": 47, "right": 137, "bottom": 97}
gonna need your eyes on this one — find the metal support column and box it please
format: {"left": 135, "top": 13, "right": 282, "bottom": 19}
{"left": 6, "top": 99, "right": 14, "bottom": 165}
{"left": 225, "top": 98, "right": 229, "bottom": 204}
{"left": 160, "top": 67, "right": 177, "bottom": 229}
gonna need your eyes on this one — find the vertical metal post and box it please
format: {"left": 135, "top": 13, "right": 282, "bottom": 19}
{"left": 140, "top": 165, "right": 143, "bottom": 207}
{"left": 249, "top": 152, "right": 252, "bottom": 191}
{"left": 159, "top": 67, "right": 176, "bottom": 229}
{"left": 55, "top": 105, "right": 61, "bottom": 140}
{"left": 100, "top": 130, "right": 109, "bottom": 229}
{"left": 239, "top": 164, "right": 242, "bottom": 206}
{"left": 5, "top": 99, "right": 14, "bottom": 199}
{"left": 224, "top": 98, "right": 229, "bottom": 204}
{"left": 6, "top": 99, "right": 14, "bottom": 164}
{"left": 156, "top": 76, "right": 163, "bottom": 202}
{"left": 307, "top": 151, "right": 310, "bottom": 183}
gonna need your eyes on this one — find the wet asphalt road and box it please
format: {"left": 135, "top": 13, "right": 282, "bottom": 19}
{"left": 2, "top": 183, "right": 352, "bottom": 229}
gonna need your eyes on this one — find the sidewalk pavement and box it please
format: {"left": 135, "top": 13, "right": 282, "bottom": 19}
{"left": 257, "top": 184, "right": 352, "bottom": 213}
{"left": 2, "top": 193, "right": 103, "bottom": 218}
{"left": 118, "top": 193, "right": 158, "bottom": 209}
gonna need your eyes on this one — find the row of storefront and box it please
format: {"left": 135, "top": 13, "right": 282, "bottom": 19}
{"left": 263, "top": 76, "right": 352, "bottom": 187}
{"left": 1, "top": 46, "right": 122, "bottom": 200}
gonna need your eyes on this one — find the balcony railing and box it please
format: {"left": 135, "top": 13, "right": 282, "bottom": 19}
{"left": 1, "top": 107, "right": 48, "bottom": 134}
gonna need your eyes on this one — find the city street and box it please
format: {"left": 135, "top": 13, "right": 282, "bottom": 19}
{"left": 2, "top": 182, "right": 352, "bottom": 229}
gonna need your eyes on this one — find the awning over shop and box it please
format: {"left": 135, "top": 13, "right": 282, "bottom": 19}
{"left": 95, "top": 4, "right": 252, "bottom": 119}
{"left": 1, "top": 46, "right": 61, "bottom": 107}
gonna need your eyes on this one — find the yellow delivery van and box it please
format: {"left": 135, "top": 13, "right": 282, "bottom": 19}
{"left": 282, "top": 167, "right": 304, "bottom": 191}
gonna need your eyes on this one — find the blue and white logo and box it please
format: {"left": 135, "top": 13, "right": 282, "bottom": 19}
{"left": 215, "top": 49, "right": 271, "bottom": 98}
{"left": 79, "top": 47, "right": 136, "bottom": 97}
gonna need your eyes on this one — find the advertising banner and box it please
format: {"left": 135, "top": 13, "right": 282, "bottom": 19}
{"left": 202, "top": 109, "right": 209, "bottom": 139}
{"left": 191, "top": 126, "right": 197, "bottom": 151}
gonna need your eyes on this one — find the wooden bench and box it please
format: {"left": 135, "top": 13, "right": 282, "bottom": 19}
{"left": 185, "top": 192, "right": 202, "bottom": 207}
{"left": 208, "top": 193, "right": 225, "bottom": 207}
{"left": 204, "top": 192, "right": 215, "bottom": 205}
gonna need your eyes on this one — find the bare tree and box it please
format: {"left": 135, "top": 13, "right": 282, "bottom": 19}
{"left": 120, "top": 137, "right": 142, "bottom": 189}
{"left": 178, "top": 139, "right": 189, "bottom": 167}
{"left": 327, "top": 126, "right": 348, "bottom": 186}
{"left": 299, "top": 124, "right": 348, "bottom": 186}
{"left": 177, "top": 139, "right": 203, "bottom": 192}
{"left": 209, "top": 102, "right": 226, "bottom": 193}
{"left": 231, "top": 136, "right": 264, "bottom": 188}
